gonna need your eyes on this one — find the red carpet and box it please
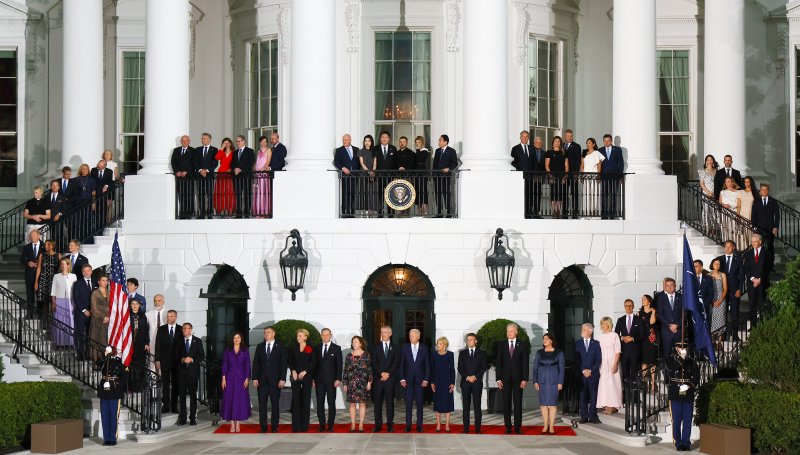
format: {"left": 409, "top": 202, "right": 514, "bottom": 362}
{"left": 213, "top": 423, "right": 576, "bottom": 436}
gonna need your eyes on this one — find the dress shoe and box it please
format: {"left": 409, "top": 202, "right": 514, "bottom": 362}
{"left": 260, "top": 427, "right": 268, "bottom": 433}
{"left": 515, "top": 429, "right": 522, "bottom": 435}
{"left": 589, "top": 418, "right": 602, "bottom": 424}
{"left": 189, "top": 420, "right": 197, "bottom": 426}
{"left": 318, "top": 427, "right": 326, "bottom": 433}
{"left": 475, "top": 428, "right": 481, "bottom": 434}
{"left": 271, "top": 428, "right": 278, "bottom": 433}
{"left": 462, "top": 428, "right": 469, "bottom": 434}
{"left": 161, "top": 406, "right": 170, "bottom": 413}
{"left": 416, "top": 427, "right": 423, "bottom": 433}
{"left": 387, "top": 426, "right": 394, "bottom": 433}
{"left": 578, "top": 418, "right": 589, "bottom": 424}
{"left": 505, "top": 429, "right": 512, "bottom": 434}
{"left": 327, "top": 426, "right": 335, "bottom": 432}
{"left": 176, "top": 420, "right": 187, "bottom": 426}
{"left": 102, "top": 442, "right": 111, "bottom": 446}
{"left": 404, "top": 427, "right": 411, "bottom": 433}
{"left": 373, "top": 427, "right": 382, "bottom": 433}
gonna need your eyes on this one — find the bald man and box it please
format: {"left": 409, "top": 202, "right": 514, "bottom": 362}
{"left": 171, "top": 135, "right": 196, "bottom": 218}
{"left": 334, "top": 134, "right": 360, "bottom": 218}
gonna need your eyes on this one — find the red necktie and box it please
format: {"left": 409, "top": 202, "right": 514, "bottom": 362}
{"left": 755, "top": 249, "right": 759, "bottom": 264}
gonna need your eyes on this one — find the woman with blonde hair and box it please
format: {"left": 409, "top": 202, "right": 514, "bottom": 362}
{"left": 596, "top": 316, "right": 622, "bottom": 413}
{"left": 430, "top": 336, "right": 455, "bottom": 432}
{"left": 102, "top": 149, "right": 119, "bottom": 180}
{"left": 288, "top": 328, "right": 316, "bottom": 432}
{"left": 50, "top": 257, "right": 76, "bottom": 347}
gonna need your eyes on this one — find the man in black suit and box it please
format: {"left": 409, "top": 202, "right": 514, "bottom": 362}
{"left": 399, "top": 329, "right": 429, "bottom": 433}
{"left": 394, "top": 136, "right": 417, "bottom": 171}
{"left": 743, "top": 234, "right": 773, "bottom": 327}
{"left": 252, "top": 326, "right": 287, "bottom": 433}
{"left": 174, "top": 322, "right": 204, "bottom": 425}
{"left": 171, "top": 135, "right": 196, "bottom": 219}
{"left": 713, "top": 155, "right": 743, "bottom": 201}
{"left": 457, "top": 332, "right": 486, "bottom": 434}
{"left": 432, "top": 134, "right": 459, "bottom": 217}
{"left": 371, "top": 325, "right": 399, "bottom": 432}
{"left": 575, "top": 323, "right": 602, "bottom": 424}
{"left": 511, "top": 131, "right": 545, "bottom": 218}
{"left": 59, "top": 166, "right": 78, "bottom": 210}
{"left": 91, "top": 160, "right": 115, "bottom": 232}
{"left": 315, "top": 328, "right": 342, "bottom": 431}
{"left": 716, "top": 240, "right": 745, "bottom": 340}
{"left": 334, "top": 134, "right": 360, "bottom": 218}
{"left": 64, "top": 239, "right": 88, "bottom": 276}
{"left": 231, "top": 135, "right": 256, "bottom": 218}
{"left": 193, "top": 133, "right": 218, "bottom": 219}
{"left": 20, "top": 229, "right": 43, "bottom": 318}
{"left": 614, "top": 299, "right": 644, "bottom": 386}
{"left": 599, "top": 134, "right": 624, "bottom": 219}
{"left": 155, "top": 310, "right": 180, "bottom": 413}
{"left": 495, "top": 322, "right": 529, "bottom": 434}
{"left": 375, "top": 131, "right": 397, "bottom": 217}
{"left": 751, "top": 184, "right": 780, "bottom": 251}
{"left": 694, "top": 260, "right": 715, "bottom": 329}
{"left": 47, "top": 180, "right": 68, "bottom": 250}
{"left": 655, "top": 278, "right": 684, "bottom": 360}
{"left": 563, "top": 129, "right": 583, "bottom": 219}
{"left": 269, "top": 133, "right": 287, "bottom": 171}
{"left": 72, "top": 263, "right": 95, "bottom": 360}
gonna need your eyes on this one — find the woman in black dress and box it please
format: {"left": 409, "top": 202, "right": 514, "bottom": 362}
{"left": 128, "top": 298, "right": 150, "bottom": 391}
{"left": 414, "top": 136, "right": 430, "bottom": 216}
{"left": 545, "top": 136, "right": 568, "bottom": 218}
{"left": 289, "top": 328, "right": 316, "bottom": 432}
{"left": 639, "top": 294, "right": 658, "bottom": 390}
{"left": 358, "top": 135, "right": 377, "bottom": 215}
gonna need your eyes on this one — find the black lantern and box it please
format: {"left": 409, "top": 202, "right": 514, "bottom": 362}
{"left": 279, "top": 229, "right": 308, "bottom": 301}
{"left": 485, "top": 228, "right": 515, "bottom": 300}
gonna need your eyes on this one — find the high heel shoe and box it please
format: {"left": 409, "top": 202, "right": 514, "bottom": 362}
{"left": 541, "top": 427, "right": 548, "bottom": 434}
{"left": 549, "top": 428, "right": 555, "bottom": 435}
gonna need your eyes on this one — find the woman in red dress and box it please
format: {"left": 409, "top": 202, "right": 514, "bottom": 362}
{"left": 214, "top": 138, "right": 235, "bottom": 216}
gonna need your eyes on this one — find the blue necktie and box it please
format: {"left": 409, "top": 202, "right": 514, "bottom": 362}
{"left": 185, "top": 339, "right": 190, "bottom": 353}
{"left": 169, "top": 326, "right": 173, "bottom": 339}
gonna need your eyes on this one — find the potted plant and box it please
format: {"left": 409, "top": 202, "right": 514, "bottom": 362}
{"left": 476, "top": 318, "right": 532, "bottom": 414}
{"left": 271, "top": 320, "right": 322, "bottom": 411}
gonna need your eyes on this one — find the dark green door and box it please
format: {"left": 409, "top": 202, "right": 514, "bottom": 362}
{"left": 548, "top": 265, "right": 594, "bottom": 363}
{"left": 202, "top": 265, "right": 250, "bottom": 363}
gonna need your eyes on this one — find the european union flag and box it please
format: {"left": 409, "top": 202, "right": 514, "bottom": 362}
{"left": 682, "top": 235, "right": 717, "bottom": 366}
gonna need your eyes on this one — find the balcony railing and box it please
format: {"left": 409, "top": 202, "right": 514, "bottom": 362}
{"left": 522, "top": 172, "right": 626, "bottom": 219}
{"left": 337, "top": 170, "right": 461, "bottom": 218}
{"left": 173, "top": 171, "right": 273, "bottom": 219}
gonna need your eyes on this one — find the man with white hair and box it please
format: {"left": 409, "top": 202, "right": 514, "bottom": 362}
{"left": 495, "top": 322, "right": 529, "bottom": 434}
{"left": 171, "top": 134, "right": 195, "bottom": 218}
{"left": 399, "top": 328, "right": 429, "bottom": 432}
{"left": 575, "top": 323, "right": 602, "bottom": 424}
{"left": 334, "top": 134, "right": 360, "bottom": 218}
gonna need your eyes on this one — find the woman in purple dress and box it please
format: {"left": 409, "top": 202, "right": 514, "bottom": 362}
{"left": 221, "top": 332, "right": 251, "bottom": 432}
{"left": 252, "top": 136, "right": 272, "bottom": 218}
{"left": 50, "top": 258, "right": 76, "bottom": 347}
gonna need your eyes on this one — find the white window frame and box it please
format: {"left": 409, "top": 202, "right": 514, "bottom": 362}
{"left": 0, "top": 44, "right": 25, "bottom": 192}
{"left": 246, "top": 38, "right": 279, "bottom": 145}
{"left": 115, "top": 48, "right": 146, "bottom": 176}
{"left": 656, "top": 47, "right": 694, "bottom": 181}
{"left": 527, "top": 35, "right": 564, "bottom": 148}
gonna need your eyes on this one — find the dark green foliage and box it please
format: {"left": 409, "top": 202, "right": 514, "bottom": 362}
{"left": 767, "top": 254, "right": 800, "bottom": 310}
{"left": 739, "top": 305, "right": 800, "bottom": 392}
{"left": 272, "top": 319, "right": 322, "bottom": 348}
{"left": 0, "top": 356, "right": 4, "bottom": 382}
{"left": 475, "top": 318, "right": 532, "bottom": 368}
{"left": 0, "top": 381, "right": 83, "bottom": 448}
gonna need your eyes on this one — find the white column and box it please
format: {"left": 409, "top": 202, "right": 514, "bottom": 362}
{"left": 704, "top": 0, "right": 749, "bottom": 174}
{"left": 460, "top": 0, "right": 509, "bottom": 170}
{"left": 289, "top": 0, "right": 336, "bottom": 170}
{"left": 62, "top": 0, "right": 104, "bottom": 168}
{"left": 613, "top": 0, "right": 662, "bottom": 174}
{"left": 138, "top": 0, "right": 190, "bottom": 175}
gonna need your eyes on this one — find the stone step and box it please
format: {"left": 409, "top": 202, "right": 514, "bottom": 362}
{"left": 41, "top": 374, "right": 74, "bottom": 382}
{"left": 25, "top": 363, "right": 59, "bottom": 376}
{"left": 0, "top": 342, "right": 15, "bottom": 354}
{"left": 15, "top": 353, "right": 40, "bottom": 365}
{"left": 561, "top": 416, "right": 648, "bottom": 447}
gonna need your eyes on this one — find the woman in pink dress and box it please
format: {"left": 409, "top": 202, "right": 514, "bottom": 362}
{"left": 214, "top": 138, "right": 235, "bottom": 216}
{"left": 252, "top": 135, "right": 272, "bottom": 218}
{"left": 596, "top": 316, "right": 622, "bottom": 413}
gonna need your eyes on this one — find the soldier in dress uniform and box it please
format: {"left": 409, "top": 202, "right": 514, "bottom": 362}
{"left": 664, "top": 342, "right": 699, "bottom": 452}
{"left": 96, "top": 346, "right": 128, "bottom": 446}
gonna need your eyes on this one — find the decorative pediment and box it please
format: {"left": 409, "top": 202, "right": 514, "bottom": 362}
{"left": 0, "top": 0, "right": 42, "bottom": 20}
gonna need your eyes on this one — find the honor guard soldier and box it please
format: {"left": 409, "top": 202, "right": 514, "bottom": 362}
{"left": 665, "top": 342, "right": 699, "bottom": 451}
{"left": 96, "top": 346, "right": 128, "bottom": 446}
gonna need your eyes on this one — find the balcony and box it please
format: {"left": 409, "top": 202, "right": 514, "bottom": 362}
{"left": 173, "top": 171, "right": 273, "bottom": 219}
{"left": 522, "top": 172, "right": 627, "bottom": 219}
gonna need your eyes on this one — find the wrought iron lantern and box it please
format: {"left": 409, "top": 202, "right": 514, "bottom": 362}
{"left": 485, "top": 228, "right": 515, "bottom": 300}
{"left": 279, "top": 229, "right": 308, "bottom": 301}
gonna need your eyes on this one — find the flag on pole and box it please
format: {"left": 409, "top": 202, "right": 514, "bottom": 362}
{"left": 108, "top": 232, "right": 132, "bottom": 366}
{"left": 682, "top": 234, "right": 717, "bottom": 367}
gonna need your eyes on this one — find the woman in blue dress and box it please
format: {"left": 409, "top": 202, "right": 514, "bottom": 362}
{"left": 430, "top": 336, "right": 455, "bottom": 432}
{"left": 532, "top": 333, "right": 565, "bottom": 434}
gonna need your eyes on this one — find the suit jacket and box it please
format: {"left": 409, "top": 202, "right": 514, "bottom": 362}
{"left": 315, "top": 343, "right": 343, "bottom": 384}
{"left": 574, "top": 338, "right": 602, "bottom": 377}
{"left": 375, "top": 144, "right": 397, "bottom": 170}
{"left": 716, "top": 252, "right": 745, "bottom": 295}
{"left": 155, "top": 324, "right": 181, "bottom": 370}
{"left": 20, "top": 242, "right": 44, "bottom": 280}
{"left": 743, "top": 246, "right": 773, "bottom": 285}
{"left": 370, "top": 341, "right": 399, "bottom": 380}
{"left": 334, "top": 146, "right": 360, "bottom": 171}
{"left": 71, "top": 276, "right": 96, "bottom": 316}
{"left": 47, "top": 191, "right": 67, "bottom": 218}
{"left": 696, "top": 273, "right": 715, "bottom": 309}
{"left": 91, "top": 167, "right": 114, "bottom": 193}
{"left": 614, "top": 313, "right": 645, "bottom": 355}
{"left": 510, "top": 144, "right": 543, "bottom": 171}
{"left": 170, "top": 146, "right": 196, "bottom": 174}
{"left": 457, "top": 347, "right": 487, "bottom": 386}
{"left": 495, "top": 339, "right": 529, "bottom": 384}
{"left": 63, "top": 253, "right": 88, "bottom": 276}
{"left": 60, "top": 178, "right": 79, "bottom": 207}
{"left": 399, "top": 343, "right": 430, "bottom": 385}
{"left": 251, "top": 341, "right": 288, "bottom": 386}
{"left": 174, "top": 335, "right": 205, "bottom": 378}
{"left": 231, "top": 147, "right": 256, "bottom": 173}
{"left": 394, "top": 148, "right": 417, "bottom": 170}
{"left": 433, "top": 146, "right": 459, "bottom": 170}
{"left": 193, "top": 145, "right": 219, "bottom": 174}
{"left": 563, "top": 141, "right": 583, "bottom": 173}
{"left": 713, "top": 168, "right": 744, "bottom": 200}
{"left": 751, "top": 196, "right": 780, "bottom": 232}
{"left": 656, "top": 292, "right": 685, "bottom": 341}
{"left": 127, "top": 291, "right": 147, "bottom": 312}
{"left": 270, "top": 143, "right": 287, "bottom": 171}
{"left": 599, "top": 145, "right": 624, "bottom": 174}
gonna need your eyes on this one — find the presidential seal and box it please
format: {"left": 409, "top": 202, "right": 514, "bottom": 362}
{"left": 384, "top": 179, "right": 416, "bottom": 211}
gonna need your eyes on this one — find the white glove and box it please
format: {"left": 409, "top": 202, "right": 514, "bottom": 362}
{"left": 679, "top": 384, "right": 689, "bottom": 393}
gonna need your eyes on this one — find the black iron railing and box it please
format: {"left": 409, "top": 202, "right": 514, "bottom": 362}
{"left": 337, "top": 170, "right": 461, "bottom": 218}
{"left": 0, "top": 190, "right": 51, "bottom": 253}
{"left": 774, "top": 197, "right": 800, "bottom": 252}
{"left": 198, "top": 358, "right": 222, "bottom": 425}
{"left": 522, "top": 172, "right": 627, "bottom": 219}
{"left": 561, "top": 362, "right": 580, "bottom": 415}
{"left": 0, "top": 283, "right": 162, "bottom": 433}
{"left": 173, "top": 171, "right": 273, "bottom": 220}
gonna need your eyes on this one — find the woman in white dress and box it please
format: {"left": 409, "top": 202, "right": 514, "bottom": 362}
{"left": 50, "top": 258, "right": 77, "bottom": 348}
{"left": 738, "top": 176, "right": 756, "bottom": 249}
{"left": 596, "top": 316, "right": 622, "bottom": 413}
{"left": 719, "top": 177, "right": 742, "bottom": 244}
{"left": 698, "top": 155, "right": 718, "bottom": 236}
{"left": 102, "top": 149, "right": 119, "bottom": 180}
{"left": 581, "top": 138, "right": 604, "bottom": 218}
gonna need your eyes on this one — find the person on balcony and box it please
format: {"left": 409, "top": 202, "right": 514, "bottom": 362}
{"left": 50, "top": 257, "right": 76, "bottom": 348}
{"left": 269, "top": 132, "right": 287, "bottom": 171}
{"left": 23, "top": 185, "right": 50, "bottom": 241}
{"left": 563, "top": 129, "right": 583, "bottom": 219}
{"left": 101, "top": 149, "right": 120, "bottom": 181}
{"left": 59, "top": 166, "right": 78, "bottom": 211}
{"left": 194, "top": 132, "right": 219, "bottom": 219}
{"left": 335, "top": 134, "right": 360, "bottom": 218}
{"left": 253, "top": 135, "right": 273, "bottom": 218}
{"left": 232, "top": 135, "right": 256, "bottom": 218}
{"left": 751, "top": 183, "right": 780, "bottom": 252}
{"left": 376, "top": 131, "right": 397, "bottom": 217}
{"left": 532, "top": 332, "right": 564, "bottom": 434}
{"left": 432, "top": 135, "right": 458, "bottom": 218}
{"left": 171, "top": 135, "right": 196, "bottom": 219}
{"left": 545, "top": 136, "right": 567, "bottom": 218}
{"left": 511, "top": 131, "right": 535, "bottom": 218}
{"left": 394, "top": 136, "right": 417, "bottom": 217}
{"left": 599, "top": 134, "right": 624, "bottom": 219}
{"left": 358, "top": 135, "right": 377, "bottom": 216}
{"left": 91, "top": 159, "right": 114, "bottom": 226}
{"left": 413, "top": 136, "right": 431, "bottom": 216}
{"left": 221, "top": 331, "right": 251, "bottom": 433}
{"left": 713, "top": 154, "right": 743, "bottom": 201}
{"left": 213, "top": 138, "right": 236, "bottom": 217}
{"left": 21, "top": 229, "right": 44, "bottom": 318}
{"left": 47, "top": 180, "right": 67, "bottom": 248}
{"left": 72, "top": 164, "right": 96, "bottom": 240}
{"left": 581, "top": 138, "right": 604, "bottom": 219}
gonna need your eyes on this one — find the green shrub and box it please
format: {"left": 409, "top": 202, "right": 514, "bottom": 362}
{"left": 272, "top": 319, "right": 322, "bottom": 348}
{"left": 0, "top": 381, "right": 82, "bottom": 448}
{"left": 0, "top": 355, "right": 4, "bottom": 382}
{"left": 767, "top": 254, "right": 800, "bottom": 310}
{"left": 476, "top": 318, "right": 532, "bottom": 368}
{"left": 739, "top": 305, "right": 800, "bottom": 392}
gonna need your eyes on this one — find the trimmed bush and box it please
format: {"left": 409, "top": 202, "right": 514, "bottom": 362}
{"left": 767, "top": 254, "right": 800, "bottom": 310}
{"left": 476, "top": 318, "right": 532, "bottom": 368}
{"left": 0, "top": 381, "right": 82, "bottom": 449}
{"left": 272, "top": 319, "right": 322, "bottom": 348}
{"left": 739, "top": 305, "right": 800, "bottom": 392}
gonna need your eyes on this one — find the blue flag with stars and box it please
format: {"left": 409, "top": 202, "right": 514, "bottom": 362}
{"left": 682, "top": 234, "right": 717, "bottom": 367}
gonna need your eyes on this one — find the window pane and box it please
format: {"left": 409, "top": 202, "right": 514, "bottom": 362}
{"left": 270, "top": 97, "right": 278, "bottom": 126}
{"left": 394, "top": 32, "right": 412, "bottom": 61}
{"left": 672, "top": 105, "right": 689, "bottom": 132}
{"left": 658, "top": 78, "right": 672, "bottom": 104}
{"left": 0, "top": 51, "right": 16, "bottom": 78}
{"left": 548, "top": 70, "right": 557, "bottom": 99}
{"left": 259, "top": 42, "right": 270, "bottom": 71}
{"left": 550, "top": 100, "right": 559, "bottom": 128}
{"left": 413, "top": 33, "right": 431, "bottom": 61}
{"left": 270, "top": 39, "right": 278, "bottom": 68}
{"left": 250, "top": 98, "right": 258, "bottom": 128}
{"left": 538, "top": 42, "right": 548, "bottom": 70}
{"left": 270, "top": 69, "right": 278, "bottom": 97}
{"left": 413, "top": 62, "right": 430, "bottom": 91}
{"left": 395, "top": 62, "right": 412, "bottom": 91}
{"left": 672, "top": 78, "right": 689, "bottom": 105}
{"left": 0, "top": 78, "right": 16, "bottom": 105}
{"left": 673, "top": 135, "right": 689, "bottom": 161}
{"left": 376, "top": 91, "right": 393, "bottom": 120}
{"left": 538, "top": 97, "right": 548, "bottom": 127}
{"left": 249, "top": 68, "right": 258, "bottom": 102}
{"left": 376, "top": 33, "right": 392, "bottom": 60}
{"left": 395, "top": 91, "right": 412, "bottom": 120}
{"left": 549, "top": 42, "right": 558, "bottom": 70}
{"left": 659, "top": 135, "right": 673, "bottom": 162}
{"left": 413, "top": 92, "right": 430, "bottom": 120}
{"left": 259, "top": 98, "right": 268, "bottom": 126}
{"left": 260, "top": 71, "right": 269, "bottom": 99}
{"left": 375, "top": 62, "right": 392, "bottom": 90}
{"left": 537, "top": 69, "right": 547, "bottom": 104}
{"left": 0, "top": 106, "right": 15, "bottom": 131}
{"left": 659, "top": 105, "right": 673, "bottom": 132}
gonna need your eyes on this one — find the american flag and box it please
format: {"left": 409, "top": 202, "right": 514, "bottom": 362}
{"left": 107, "top": 232, "right": 132, "bottom": 366}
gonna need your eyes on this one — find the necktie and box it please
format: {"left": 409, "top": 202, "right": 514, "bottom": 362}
{"left": 509, "top": 341, "right": 515, "bottom": 357}
{"left": 347, "top": 147, "right": 352, "bottom": 160}
{"left": 727, "top": 169, "right": 731, "bottom": 177}
{"left": 71, "top": 254, "right": 76, "bottom": 266}
{"left": 63, "top": 179, "right": 67, "bottom": 190}
{"left": 384, "top": 343, "right": 388, "bottom": 356}
{"left": 185, "top": 338, "right": 190, "bottom": 353}
{"left": 412, "top": 345, "right": 417, "bottom": 361}
{"left": 726, "top": 255, "right": 731, "bottom": 272}
{"left": 99, "top": 170, "right": 103, "bottom": 179}
{"left": 239, "top": 148, "right": 243, "bottom": 159}
{"left": 156, "top": 310, "right": 161, "bottom": 327}
{"left": 383, "top": 146, "right": 387, "bottom": 158}
{"left": 524, "top": 145, "right": 528, "bottom": 157}
{"left": 323, "top": 344, "right": 328, "bottom": 358}
{"left": 203, "top": 146, "right": 208, "bottom": 157}
{"left": 755, "top": 248, "right": 759, "bottom": 263}
{"left": 86, "top": 278, "right": 90, "bottom": 288}
{"left": 669, "top": 295, "right": 675, "bottom": 311}
{"left": 267, "top": 343, "right": 272, "bottom": 358}
{"left": 470, "top": 348, "right": 474, "bottom": 358}
{"left": 33, "top": 243, "right": 38, "bottom": 257}
{"left": 52, "top": 194, "right": 56, "bottom": 203}
{"left": 169, "top": 326, "right": 174, "bottom": 339}
{"left": 585, "top": 339, "right": 589, "bottom": 351}
{"left": 698, "top": 275, "right": 702, "bottom": 286}
{"left": 763, "top": 197, "right": 767, "bottom": 206}
{"left": 181, "top": 148, "right": 186, "bottom": 156}
{"left": 627, "top": 315, "right": 632, "bottom": 333}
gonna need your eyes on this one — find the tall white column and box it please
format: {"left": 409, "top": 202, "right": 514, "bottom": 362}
{"left": 62, "top": 0, "right": 104, "bottom": 168}
{"left": 704, "top": 0, "right": 749, "bottom": 174}
{"left": 613, "top": 0, "right": 662, "bottom": 175}
{"left": 460, "top": 0, "right": 509, "bottom": 170}
{"left": 138, "top": 0, "right": 190, "bottom": 175}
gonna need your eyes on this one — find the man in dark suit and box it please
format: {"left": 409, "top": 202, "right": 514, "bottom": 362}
{"left": 72, "top": 263, "right": 95, "bottom": 360}
{"left": 575, "top": 323, "right": 602, "bottom": 424}
{"left": 193, "top": 132, "right": 218, "bottom": 219}
{"left": 614, "top": 299, "right": 645, "bottom": 386}
{"left": 47, "top": 180, "right": 68, "bottom": 250}
{"left": 171, "top": 135, "right": 196, "bottom": 219}
{"left": 252, "top": 326, "right": 287, "bottom": 433}
{"left": 155, "top": 310, "right": 181, "bottom": 413}
{"left": 693, "top": 260, "right": 715, "bottom": 329}
{"left": 655, "top": 278, "right": 684, "bottom": 360}
{"left": 751, "top": 184, "right": 780, "bottom": 251}
{"left": 457, "top": 332, "right": 486, "bottom": 434}
{"left": 91, "top": 160, "right": 114, "bottom": 229}
{"left": 713, "top": 155, "right": 743, "bottom": 201}
{"left": 59, "top": 166, "right": 78, "bottom": 210}
{"left": 394, "top": 136, "right": 417, "bottom": 171}
{"left": 375, "top": 131, "right": 397, "bottom": 217}
{"left": 563, "top": 129, "right": 583, "bottom": 219}
{"left": 334, "top": 134, "right": 360, "bottom": 218}
{"left": 174, "top": 322, "right": 204, "bottom": 425}
{"left": 599, "top": 134, "right": 624, "bottom": 219}
{"left": 511, "top": 131, "right": 545, "bottom": 218}
{"left": 399, "top": 329, "right": 429, "bottom": 433}
{"left": 743, "top": 234, "right": 773, "bottom": 327}
{"left": 716, "top": 240, "right": 745, "bottom": 340}
{"left": 371, "top": 325, "right": 400, "bottom": 432}
{"left": 20, "top": 229, "right": 43, "bottom": 318}
{"left": 269, "top": 133, "right": 287, "bottom": 171}
{"left": 126, "top": 278, "right": 147, "bottom": 312}
{"left": 315, "top": 328, "right": 342, "bottom": 432}
{"left": 64, "top": 239, "right": 88, "bottom": 276}
{"left": 432, "top": 134, "right": 459, "bottom": 217}
{"left": 495, "top": 322, "right": 529, "bottom": 434}
{"left": 231, "top": 135, "right": 256, "bottom": 218}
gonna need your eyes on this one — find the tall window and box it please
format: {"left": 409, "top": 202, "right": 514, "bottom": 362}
{"left": 658, "top": 50, "right": 691, "bottom": 180}
{"left": 374, "top": 32, "right": 431, "bottom": 145}
{"left": 120, "top": 51, "right": 145, "bottom": 176}
{"left": 0, "top": 50, "right": 17, "bottom": 187}
{"left": 248, "top": 39, "right": 278, "bottom": 143}
{"left": 529, "top": 38, "right": 561, "bottom": 148}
